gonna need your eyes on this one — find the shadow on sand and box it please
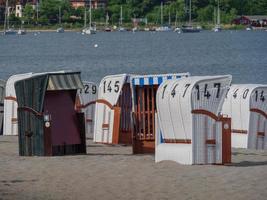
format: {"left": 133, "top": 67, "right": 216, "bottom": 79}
{"left": 227, "top": 161, "right": 267, "bottom": 167}
{"left": 232, "top": 152, "right": 267, "bottom": 156}
{"left": 85, "top": 153, "right": 134, "bottom": 156}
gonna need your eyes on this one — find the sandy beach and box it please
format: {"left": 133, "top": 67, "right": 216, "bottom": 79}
{"left": 0, "top": 136, "right": 266, "bottom": 200}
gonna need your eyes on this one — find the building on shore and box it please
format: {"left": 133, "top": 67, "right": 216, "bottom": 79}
{"left": 232, "top": 15, "right": 267, "bottom": 27}
{"left": 70, "top": 0, "right": 107, "bottom": 9}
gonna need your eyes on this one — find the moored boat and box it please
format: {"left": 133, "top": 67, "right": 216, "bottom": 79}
{"left": 3, "top": 0, "right": 16, "bottom": 35}
{"left": 181, "top": 0, "right": 200, "bottom": 33}
{"left": 17, "top": 29, "right": 26, "bottom": 35}
{"left": 56, "top": 7, "right": 64, "bottom": 33}
{"left": 181, "top": 25, "right": 200, "bottom": 33}
{"left": 213, "top": 0, "right": 222, "bottom": 32}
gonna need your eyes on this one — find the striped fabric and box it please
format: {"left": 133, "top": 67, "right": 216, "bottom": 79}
{"left": 47, "top": 73, "right": 84, "bottom": 91}
{"left": 131, "top": 73, "right": 189, "bottom": 86}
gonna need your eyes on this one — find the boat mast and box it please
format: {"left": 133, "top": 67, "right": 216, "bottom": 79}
{"left": 214, "top": 6, "right": 216, "bottom": 25}
{"left": 4, "top": 0, "right": 8, "bottom": 32}
{"left": 89, "top": 0, "right": 92, "bottom": 29}
{"left": 36, "top": 0, "right": 39, "bottom": 22}
{"left": 168, "top": 8, "right": 171, "bottom": 26}
{"left": 217, "top": 0, "right": 220, "bottom": 26}
{"left": 160, "top": 1, "right": 163, "bottom": 26}
{"left": 189, "top": 0, "right": 192, "bottom": 25}
{"left": 106, "top": 13, "right": 109, "bottom": 27}
{"left": 120, "top": 5, "right": 123, "bottom": 27}
{"left": 175, "top": 10, "right": 177, "bottom": 27}
{"left": 84, "top": 8, "right": 87, "bottom": 28}
{"left": 58, "top": 6, "right": 61, "bottom": 25}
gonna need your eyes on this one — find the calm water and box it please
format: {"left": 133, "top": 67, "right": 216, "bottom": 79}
{"left": 0, "top": 31, "right": 266, "bottom": 84}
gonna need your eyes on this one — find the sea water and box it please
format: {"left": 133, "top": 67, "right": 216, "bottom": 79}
{"left": 0, "top": 30, "right": 266, "bottom": 84}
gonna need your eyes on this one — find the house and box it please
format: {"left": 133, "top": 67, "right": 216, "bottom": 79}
{"left": 70, "top": 0, "right": 107, "bottom": 9}
{"left": 232, "top": 15, "right": 267, "bottom": 27}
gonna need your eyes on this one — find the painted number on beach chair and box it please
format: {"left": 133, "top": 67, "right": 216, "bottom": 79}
{"left": 195, "top": 83, "right": 221, "bottom": 100}
{"left": 171, "top": 84, "right": 179, "bottom": 98}
{"left": 103, "top": 80, "right": 120, "bottom": 93}
{"left": 162, "top": 84, "right": 168, "bottom": 99}
{"left": 81, "top": 84, "right": 97, "bottom": 94}
{"left": 182, "top": 84, "right": 191, "bottom": 97}
{"left": 255, "top": 90, "right": 265, "bottom": 102}
{"left": 242, "top": 89, "right": 249, "bottom": 99}
{"left": 233, "top": 89, "right": 239, "bottom": 98}
{"left": 214, "top": 83, "right": 221, "bottom": 98}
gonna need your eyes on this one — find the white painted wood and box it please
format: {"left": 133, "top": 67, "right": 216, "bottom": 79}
{"left": 156, "top": 75, "right": 232, "bottom": 165}
{"left": 78, "top": 81, "right": 98, "bottom": 138}
{"left": 3, "top": 73, "right": 33, "bottom": 135}
{"left": 94, "top": 73, "right": 190, "bottom": 144}
{"left": 222, "top": 84, "right": 267, "bottom": 149}
{"left": 94, "top": 74, "right": 128, "bottom": 143}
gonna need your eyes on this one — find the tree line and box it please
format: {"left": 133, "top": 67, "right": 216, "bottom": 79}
{"left": 1, "top": 0, "right": 267, "bottom": 26}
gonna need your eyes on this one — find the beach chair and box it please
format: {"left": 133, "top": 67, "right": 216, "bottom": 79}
{"left": 222, "top": 84, "right": 267, "bottom": 150}
{"left": 156, "top": 75, "right": 232, "bottom": 164}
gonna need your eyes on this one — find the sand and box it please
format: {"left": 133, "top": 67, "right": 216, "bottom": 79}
{"left": 0, "top": 136, "right": 266, "bottom": 200}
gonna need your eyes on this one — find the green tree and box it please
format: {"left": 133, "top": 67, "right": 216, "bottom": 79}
{"left": 22, "top": 3, "right": 34, "bottom": 24}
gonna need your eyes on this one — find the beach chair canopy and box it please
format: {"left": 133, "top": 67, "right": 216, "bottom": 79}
{"left": 16, "top": 72, "right": 83, "bottom": 113}
{"left": 222, "top": 84, "right": 267, "bottom": 149}
{"left": 131, "top": 73, "right": 190, "bottom": 86}
{"left": 15, "top": 72, "right": 84, "bottom": 156}
{"left": 156, "top": 75, "right": 232, "bottom": 164}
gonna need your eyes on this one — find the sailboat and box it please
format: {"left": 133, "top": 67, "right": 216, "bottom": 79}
{"left": 3, "top": 0, "right": 16, "bottom": 35}
{"left": 155, "top": 1, "right": 172, "bottom": 32}
{"left": 17, "top": 20, "right": 26, "bottom": 35}
{"left": 213, "top": 0, "right": 222, "bottom": 32}
{"left": 174, "top": 11, "right": 181, "bottom": 33}
{"left": 104, "top": 13, "right": 111, "bottom": 32}
{"left": 118, "top": 5, "right": 126, "bottom": 32}
{"left": 181, "top": 0, "right": 200, "bottom": 33}
{"left": 82, "top": 0, "right": 96, "bottom": 35}
{"left": 56, "top": 6, "right": 64, "bottom": 33}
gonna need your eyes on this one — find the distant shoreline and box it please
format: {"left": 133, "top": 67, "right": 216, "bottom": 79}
{"left": 1, "top": 25, "right": 266, "bottom": 33}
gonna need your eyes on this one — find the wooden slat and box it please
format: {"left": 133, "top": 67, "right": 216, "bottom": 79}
{"left": 204, "top": 116, "right": 208, "bottom": 163}
{"left": 257, "top": 132, "right": 265, "bottom": 137}
{"left": 44, "top": 124, "right": 52, "bottom": 156}
{"left": 250, "top": 108, "right": 267, "bottom": 119}
{"left": 137, "top": 87, "right": 141, "bottom": 140}
{"left": 78, "top": 100, "right": 96, "bottom": 109}
{"left": 142, "top": 87, "right": 146, "bottom": 140}
{"left": 102, "top": 123, "right": 109, "bottom": 129}
{"left": 4, "top": 96, "right": 17, "bottom": 101}
{"left": 151, "top": 86, "right": 155, "bottom": 140}
{"left": 147, "top": 87, "right": 151, "bottom": 140}
{"left": 191, "top": 109, "right": 219, "bottom": 121}
{"left": 206, "top": 139, "right": 216, "bottom": 145}
{"left": 11, "top": 118, "right": 18, "bottom": 122}
{"left": 17, "top": 106, "right": 43, "bottom": 117}
{"left": 96, "top": 99, "right": 113, "bottom": 109}
{"left": 163, "top": 139, "right": 192, "bottom": 144}
{"left": 232, "top": 129, "right": 247, "bottom": 134}
{"left": 220, "top": 117, "right": 231, "bottom": 164}
{"left": 112, "top": 107, "right": 121, "bottom": 144}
